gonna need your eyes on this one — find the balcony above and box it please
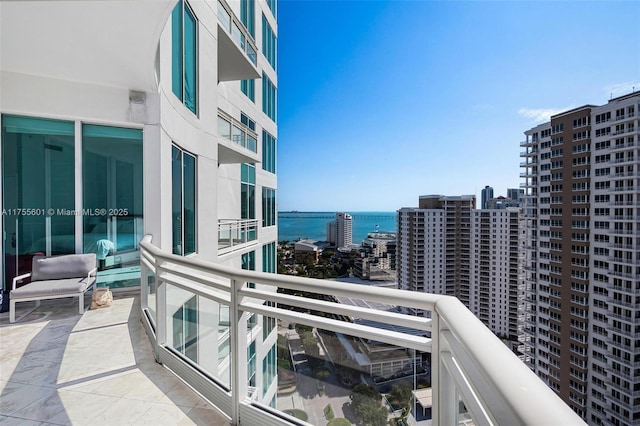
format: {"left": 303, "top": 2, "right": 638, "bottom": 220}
{"left": 217, "top": 0, "right": 260, "bottom": 82}
{"left": 218, "top": 218, "right": 259, "bottom": 254}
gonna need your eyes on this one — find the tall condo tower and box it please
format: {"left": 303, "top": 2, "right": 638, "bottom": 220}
{"left": 520, "top": 91, "right": 640, "bottom": 424}
{"left": 481, "top": 185, "right": 494, "bottom": 209}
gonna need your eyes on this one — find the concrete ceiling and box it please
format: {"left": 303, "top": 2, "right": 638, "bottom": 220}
{"left": 0, "top": 0, "right": 176, "bottom": 92}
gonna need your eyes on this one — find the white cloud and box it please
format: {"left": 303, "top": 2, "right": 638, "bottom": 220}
{"left": 517, "top": 107, "right": 572, "bottom": 123}
{"left": 603, "top": 81, "right": 640, "bottom": 99}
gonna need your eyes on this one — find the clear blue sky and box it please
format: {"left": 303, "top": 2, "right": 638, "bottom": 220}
{"left": 276, "top": 0, "right": 640, "bottom": 211}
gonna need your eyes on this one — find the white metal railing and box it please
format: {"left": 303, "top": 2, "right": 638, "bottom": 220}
{"left": 139, "top": 235, "right": 584, "bottom": 426}
{"left": 218, "top": 219, "right": 259, "bottom": 253}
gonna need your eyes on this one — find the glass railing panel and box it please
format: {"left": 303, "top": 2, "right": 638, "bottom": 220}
{"left": 217, "top": 1, "right": 231, "bottom": 30}
{"left": 269, "top": 318, "right": 426, "bottom": 425}
{"left": 246, "top": 42, "right": 257, "bottom": 65}
{"left": 247, "top": 134, "right": 257, "bottom": 152}
{"left": 146, "top": 267, "right": 156, "bottom": 324}
{"left": 165, "top": 284, "right": 231, "bottom": 387}
{"left": 218, "top": 115, "right": 231, "bottom": 140}
{"left": 232, "top": 124, "right": 244, "bottom": 147}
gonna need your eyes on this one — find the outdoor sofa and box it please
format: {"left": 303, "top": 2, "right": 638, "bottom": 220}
{"left": 9, "top": 253, "right": 97, "bottom": 323}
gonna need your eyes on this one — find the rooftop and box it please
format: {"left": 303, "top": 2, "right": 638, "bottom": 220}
{"left": 0, "top": 294, "right": 229, "bottom": 425}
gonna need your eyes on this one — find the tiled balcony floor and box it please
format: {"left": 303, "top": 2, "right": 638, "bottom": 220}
{"left": 0, "top": 292, "right": 230, "bottom": 425}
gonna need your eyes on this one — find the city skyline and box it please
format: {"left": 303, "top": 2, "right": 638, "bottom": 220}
{"left": 278, "top": 0, "right": 640, "bottom": 211}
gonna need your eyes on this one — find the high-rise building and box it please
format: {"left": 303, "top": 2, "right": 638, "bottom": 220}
{"left": 507, "top": 187, "right": 524, "bottom": 203}
{"left": 327, "top": 212, "right": 353, "bottom": 248}
{"left": 481, "top": 185, "right": 494, "bottom": 209}
{"left": 397, "top": 195, "right": 520, "bottom": 341}
{"left": 1, "top": 0, "right": 279, "bottom": 407}
{"left": 520, "top": 91, "right": 640, "bottom": 424}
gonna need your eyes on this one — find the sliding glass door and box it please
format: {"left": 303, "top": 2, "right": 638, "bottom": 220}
{"left": 2, "top": 115, "right": 75, "bottom": 288}
{"left": 82, "top": 124, "right": 143, "bottom": 287}
{"left": 1, "top": 115, "right": 144, "bottom": 291}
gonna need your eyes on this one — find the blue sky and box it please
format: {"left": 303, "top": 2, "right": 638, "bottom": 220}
{"left": 276, "top": 0, "right": 640, "bottom": 211}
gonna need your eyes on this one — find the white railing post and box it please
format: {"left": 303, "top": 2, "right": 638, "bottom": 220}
{"left": 432, "top": 308, "right": 457, "bottom": 425}
{"left": 156, "top": 258, "right": 167, "bottom": 349}
{"left": 140, "top": 257, "right": 149, "bottom": 311}
{"left": 230, "top": 278, "right": 248, "bottom": 424}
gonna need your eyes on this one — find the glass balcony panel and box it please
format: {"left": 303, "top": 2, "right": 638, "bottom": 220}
{"left": 272, "top": 319, "right": 426, "bottom": 425}
{"left": 247, "top": 134, "right": 257, "bottom": 152}
{"left": 146, "top": 268, "right": 156, "bottom": 324}
{"left": 166, "top": 284, "right": 231, "bottom": 387}
{"left": 217, "top": 1, "right": 230, "bottom": 30}
{"left": 218, "top": 116, "right": 231, "bottom": 140}
{"left": 232, "top": 125, "right": 244, "bottom": 147}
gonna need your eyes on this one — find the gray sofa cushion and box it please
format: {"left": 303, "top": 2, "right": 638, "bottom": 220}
{"left": 11, "top": 276, "right": 95, "bottom": 300}
{"left": 31, "top": 254, "right": 97, "bottom": 281}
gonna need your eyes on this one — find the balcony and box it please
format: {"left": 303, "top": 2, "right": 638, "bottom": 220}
{"left": 1, "top": 294, "right": 229, "bottom": 425}
{"left": 3, "top": 237, "right": 584, "bottom": 426}
{"left": 218, "top": 219, "right": 259, "bottom": 254}
{"left": 217, "top": 114, "right": 261, "bottom": 164}
{"left": 216, "top": 0, "right": 260, "bottom": 82}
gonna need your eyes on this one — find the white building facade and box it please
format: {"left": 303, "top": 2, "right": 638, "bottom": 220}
{"left": 1, "top": 0, "right": 278, "bottom": 407}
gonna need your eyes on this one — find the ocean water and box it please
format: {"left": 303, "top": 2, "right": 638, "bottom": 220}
{"left": 278, "top": 211, "right": 397, "bottom": 243}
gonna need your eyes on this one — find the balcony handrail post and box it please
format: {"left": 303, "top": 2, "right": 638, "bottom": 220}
{"left": 433, "top": 306, "right": 458, "bottom": 425}
{"left": 431, "top": 311, "right": 441, "bottom": 424}
{"left": 230, "top": 277, "right": 248, "bottom": 424}
{"left": 156, "top": 257, "right": 167, "bottom": 349}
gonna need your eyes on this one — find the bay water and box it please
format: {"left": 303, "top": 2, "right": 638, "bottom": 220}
{"left": 278, "top": 211, "right": 397, "bottom": 244}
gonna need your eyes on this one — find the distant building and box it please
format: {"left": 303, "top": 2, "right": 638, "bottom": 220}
{"left": 506, "top": 188, "right": 524, "bottom": 202}
{"left": 294, "top": 240, "right": 322, "bottom": 264}
{"left": 397, "top": 195, "right": 521, "bottom": 341}
{"left": 486, "top": 195, "right": 520, "bottom": 209}
{"left": 332, "top": 292, "right": 423, "bottom": 381}
{"left": 326, "top": 212, "right": 353, "bottom": 248}
{"left": 481, "top": 185, "right": 494, "bottom": 209}
{"left": 354, "top": 232, "right": 396, "bottom": 280}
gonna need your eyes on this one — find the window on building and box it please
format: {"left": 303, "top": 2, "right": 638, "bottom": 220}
{"left": 241, "top": 79, "right": 255, "bottom": 102}
{"left": 240, "top": 0, "right": 255, "bottom": 38}
{"left": 248, "top": 341, "right": 256, "bottom": 387}
{"left": 262, "top": 130, "right": 277, "bottom": 173}
{"left": 241, "top": 163, "right": 256, "bottom": 233}
{"left": 262, "top": 73, "right": 277, "bottom": 122}
{"left": 262, "top": 14, "right": 277, "bottom": 71}
{"left": 262, "top": 188, "right": 276, "bottom": 227}
{"left": 262, "top": 345, "right": 276, "bottom": 397}
{"left": 172, "top": 145, "right": 197, "bottom": 256}
{"left": 172, "top": 0, "right": 197, "bottom": 114}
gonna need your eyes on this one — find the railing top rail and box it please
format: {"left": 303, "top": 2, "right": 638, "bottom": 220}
{"left": 435, "top": 297, "right": 585, "bottom": 425}
{"left": 141, "top": 235, "right": 442, "bottom": 311}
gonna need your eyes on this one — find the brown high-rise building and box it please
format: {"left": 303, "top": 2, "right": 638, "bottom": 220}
{"left": 520, "top": 91, "right": 640, "bottom": 425}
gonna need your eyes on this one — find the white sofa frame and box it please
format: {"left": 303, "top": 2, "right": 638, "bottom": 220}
{"left": 10, "top": 258, "right": 97, "bottom": 323}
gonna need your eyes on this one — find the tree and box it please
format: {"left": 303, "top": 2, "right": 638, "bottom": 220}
{"left": 349, "top": 384, "right": 388, "bottom": 425}
{"left": 388, "top": 383, "right": 412, "bottom": 411}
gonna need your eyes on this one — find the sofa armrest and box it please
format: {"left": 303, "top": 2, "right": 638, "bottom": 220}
{"left": 12, "top": 273, "right": 32, "bottom": 290}
{"left": 87, "top": 267, "right": 97, "bottom": 286}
